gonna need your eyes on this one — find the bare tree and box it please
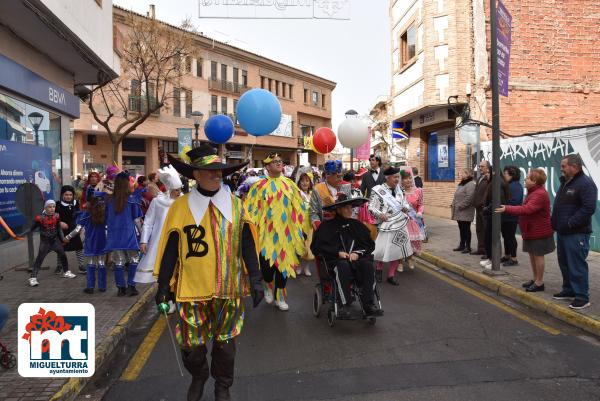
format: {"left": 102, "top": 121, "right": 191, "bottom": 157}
{"left": 82, "top": 12, "right": 196, "bottom": 164}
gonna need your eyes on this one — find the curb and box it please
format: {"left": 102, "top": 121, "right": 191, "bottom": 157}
{"left": 49, "top": 284, "right": 157, "bottom": 401}
{"left": 418, "top": 251, "right": 600, "bottom": 338}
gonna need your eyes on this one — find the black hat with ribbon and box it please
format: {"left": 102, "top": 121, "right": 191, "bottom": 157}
{"left": 322, "top": 193, "right": 369, "bottom": 211}
{"left": 168, "top": 144, "right": 248, "bottom": 179}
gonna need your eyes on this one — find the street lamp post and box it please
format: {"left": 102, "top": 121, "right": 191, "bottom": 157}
{"left": 28, "top": 112, "right": 44, "bottom": 146}
{"left": 191, "top": 111, "right": 204, "bottom": 147}
{"left": 345, "top": 109, "right": 358, "bottom": 171}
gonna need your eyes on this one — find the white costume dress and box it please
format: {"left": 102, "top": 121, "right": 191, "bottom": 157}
{"left": 135, "top": 193, "right": 176, "bottom": 283}
{"left": 368, "top": 183, "right": 413, "bottom": 262}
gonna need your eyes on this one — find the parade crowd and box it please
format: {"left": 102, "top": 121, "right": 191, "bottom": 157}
{"left": 18, "top": 146, "right": 597, "bottom": 401}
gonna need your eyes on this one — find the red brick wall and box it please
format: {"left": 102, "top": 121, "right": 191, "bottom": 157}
{"left": 485, "top": 0, "right": 600, "bottom": 136}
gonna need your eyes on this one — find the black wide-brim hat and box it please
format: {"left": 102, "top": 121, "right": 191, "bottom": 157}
{"left": 168, "top": 144, "right": 248, "bottom": 179}
{"left": 323, "top": 193, "right": 369, "bottom": 211}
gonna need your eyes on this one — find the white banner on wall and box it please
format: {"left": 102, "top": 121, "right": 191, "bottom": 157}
{"left": 270, "top": 113, "right": 293, "bottom": 137}
{"left": 438, "top": 134, "right": 449, "bottom": 168}
{"left": 198, "top": 0, "right": 351, "bottom": 19}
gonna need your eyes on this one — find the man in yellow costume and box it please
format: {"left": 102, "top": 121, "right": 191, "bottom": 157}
{"left": 245, "top": 152, "right": 310, "bottom": 311}
{"left": 154, "top": 144, "right": 264, "bottom": 401}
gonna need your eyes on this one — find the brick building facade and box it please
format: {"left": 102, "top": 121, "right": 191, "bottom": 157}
{"left": 73, "top": 5, "right": 335, "bottom": 178}
{"left": 389, "top": 0, "right": 600, "bottom": 218}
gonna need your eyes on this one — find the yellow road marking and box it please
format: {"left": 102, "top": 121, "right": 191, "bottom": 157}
{"left": 120, "top": 315, "right": 167, "bottom": 381}
{"left": 418, "top": 263, "right": 561, "bottom": 336}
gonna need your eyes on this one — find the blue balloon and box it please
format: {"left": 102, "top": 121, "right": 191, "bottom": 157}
{"left": 236, "top": 89, "right": 282, "bottom": 136}
{"left": 204, "top": 114, "right": 234, "bottom": 144}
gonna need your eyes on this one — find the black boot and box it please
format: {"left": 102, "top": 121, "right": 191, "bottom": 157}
{"left": 453, "top": 245, "right": 465, "bottom": 251}
{"left": 461, "top": 246, "right": 472, "bottom": 254}
{"left": 375, "top": 270, "right": 382, "bottom": 283}
{"left": 212, "top": 340, "right": 236, "bottom": 401}
{"left": 181, "top": 345, "right": 209, "bottom": 401}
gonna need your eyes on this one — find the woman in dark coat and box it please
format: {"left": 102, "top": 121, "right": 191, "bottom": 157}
{"left": 57, "top": 185, "right": 85, "bottom": 274}
{"left": 501, "top": 166, "right": 524, "bottom": 266}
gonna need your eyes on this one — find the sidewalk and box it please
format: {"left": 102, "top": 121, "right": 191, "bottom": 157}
{"left": 419, "top": 215, "right": 600, "bottom": 335}
{"left": 0, "top": 252, "right": 153, "bottom": 401}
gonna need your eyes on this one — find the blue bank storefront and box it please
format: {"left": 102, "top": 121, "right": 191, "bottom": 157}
{"left": 0, "top": 54, "right": 79, "bottom": 244}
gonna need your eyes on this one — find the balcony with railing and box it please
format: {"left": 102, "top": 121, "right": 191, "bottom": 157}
{"left": 208, "top": 77, "right": 250, "bottom": 94}
{"left": 128, "top": 95, "right": 160, "bottom": 115}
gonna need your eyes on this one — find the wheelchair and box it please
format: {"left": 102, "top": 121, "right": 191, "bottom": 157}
{"left": 312, "top": 256, "right": 382, "bottom": 327}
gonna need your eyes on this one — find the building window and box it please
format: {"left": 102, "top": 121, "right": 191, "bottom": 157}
{"left": 161, "top": 140, "right": 178, "bottom": 154}
{"left": 282, "top": 83, "right": 286, "bottom": 98}
{"left": 130, "top": 79, "right": 141, "bottom": 95}
{"left": 122, "top": 137, "right": 146, "bottom": 152}
{"left": 303, "top": 89, "right": 308, "bottom": 103}
{"left": 185, "top": 89, "right": 192, "bottom": 117}
{"left": 401, "top": 24, "right": 417, "bottom": 67}
{"left": 221, "top": 97, "right": 227, "bottom": 114}
{"left": 260, "top": 76, "right": 265, "bottom": 89}
{"left": 268, "top": 78, "right": 273, "bottom": 92}
{"left": 312, "top": 91, "right": 318, "bottom": 105}
{"left": 173, "top": 87, "right": 181, "bottom": 117}
{"left": 196, "top": 58, "right": 203, "bottom": 77}
{"left": 211, "top": 95, "right": 218, "bottom": 114}
{"left": 233, "top": 99, "right": 239, "bottom": 123}
{"left": 221, "top": 64, "right": 227, "bottom": 81}
{"left": 211, "top": 61, "right": 217, "bottom": 79}
{"left": 242, "top": 70, "right": 248, "bottom": 86}
{"left": 233, "top": 67, "right": 239, "bottom": 84}
{"left": 288, "top": 84, "right": 293, "bottom": 99}
{"left": 185, "top": 56, "right": 192, "bottom": 74}
{"left": 321, "top": 94, "right": 326, "bottom": 108}
{"left": 426, "top": 129, "right": 455, "bottom": 182}
{"left": 275, "top": 81, "right": 280, "bottom": 96}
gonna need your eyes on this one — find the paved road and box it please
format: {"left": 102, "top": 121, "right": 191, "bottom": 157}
{"left": 90, "top": 265, "right": 600, "bottom": 401}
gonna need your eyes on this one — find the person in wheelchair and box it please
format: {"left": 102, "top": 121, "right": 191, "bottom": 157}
{"left": 311, "top": 194, "right": 383, "bottom": 318}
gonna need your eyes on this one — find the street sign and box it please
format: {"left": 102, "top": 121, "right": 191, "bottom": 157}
{"left": 496, "top": 0, "right": 512, "bottom": 97}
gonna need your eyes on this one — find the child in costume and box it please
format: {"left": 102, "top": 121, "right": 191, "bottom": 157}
{"left": 26, "top": 200, "right": 76, "bottom": 287}
{"left": 244, "top": 152, "right": 310, "bottom": 311}
{"left": 56, "top": 185, "right": 86, "bottom": 274}
{"left": 104, "top": 171, "right": 143, "bottom": 296}
{"left": 155, "top": 144, "right": 263, "bottom": 401}
{"left": 136, "top": 165, "right": 182, "bottom": 313}
{"left": 295, "top": 166, "right": 314, "bottom": 276}
{"left": 65, "top": 192, "right": 108, "bottom": 293}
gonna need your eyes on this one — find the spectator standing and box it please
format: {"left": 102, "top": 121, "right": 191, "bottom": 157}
{"left": 551, "top": 154, "right": 598, "bottom": 309}
{"left": 360, "top": 154, "right": 385, "bottom": 198}
{"left": 471, "top": 160, "right": 491, "bottom": 256}
{"left": 501, "top": 166, "right": 524, "bottom": 266}
{"left": 147, "top": 172, "right": 161, "bottom": 198}
{"left": 480, "top": 169, "right": 509, "bottom": 270}
{"left": 412, "top": 167, "right": 423, "bottom": 188}
{"left": 496, "top": 169, "right": 554, "bottom": 292}
{"left": 451, "top": 169, "right": 476, "bottom": 253}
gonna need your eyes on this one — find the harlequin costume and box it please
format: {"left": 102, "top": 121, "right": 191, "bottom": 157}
{"left": 155, "top": 144, "right": 263, "bottom": 401}
{"left": 244, "top": 152, "right": 310, "bottom": 311}
{"left": 65, "top": 191, "right": 108, "bottom": 293}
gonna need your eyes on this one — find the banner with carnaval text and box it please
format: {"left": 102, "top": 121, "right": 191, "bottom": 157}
{"left": 480, "top": 125, "right": 600, "bottom": 251}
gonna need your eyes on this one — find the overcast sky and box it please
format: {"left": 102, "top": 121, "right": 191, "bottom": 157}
{"left": 113, "top": 0, "right": 391, "bottom": 132}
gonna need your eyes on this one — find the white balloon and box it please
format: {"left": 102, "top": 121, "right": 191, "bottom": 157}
{"left": 337, "top": 118, "right": 369, "bottom": 148}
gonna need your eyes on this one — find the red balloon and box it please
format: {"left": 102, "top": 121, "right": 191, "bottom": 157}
{"left": 313, "top": 127, "right": 337, "bottom": 154}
